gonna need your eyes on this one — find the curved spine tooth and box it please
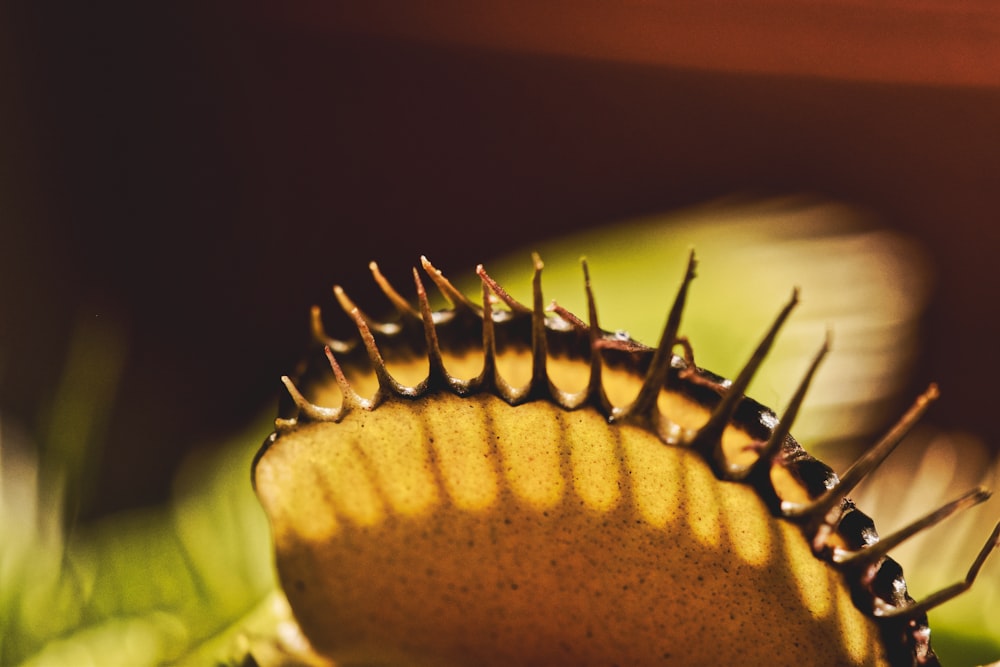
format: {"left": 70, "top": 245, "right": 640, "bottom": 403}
{"left": 693, "top": 287, "right": 798, "bottom": 473}
{"left": 475, "top": 267, "right": 497, "bottom": 384}
{"left": 347, "top": 306, "right": 423, "bottom": 398}
{"left": 675, "top": 336, "right": 698, "bottom": 370}
{"left": 420, "top": 255, "right": 483, "bottom": 314}
{"left": 621, "top": 249, "right": 697, "bottom": 422}
{"left": 333, "top": 285, "right": 401, "bottom": 336}
{"left": 834, "top": 487, "right": 991, "bottom": 568}
{"left": 310, "top": 305, "right": 356, "bottom": 354}
{"left": 324, "top": 345, "right": 374, "bottom": 412}
{"left": 726, "top": 330, "right": 830, "bottom": 484}
{"left": 476, "top": 264, "right": 521, "bottom": 403}
{"left": 873, "top": 520, "right": 1000, "bottom": 619}
{"left": 547, "top": 300, "right": 587, "bottom": 330}
{"left": 370, "top": 261, "right": 421, "bottom": 320}
{"left": 784, "top": 384, "right": 940, "bottom": 550}
{"left": 474, "top": 256, "right": 553, "bottom": 405}
{"left": 527, "top": 253, "right": 554, "bottom": 402}
{"left": 413, "top": 268, "right": 470, "bottom": 394}
{"left": 413, "top": 267, "right": 446, "bottom": 378}
{"left": 278, "top": 375, "right": 342, "bottom": 424}
{"left": 583, "top": 259, "right": 614, "bottom": 415}
{"left": 478, "top": 253, "right": 554, "bottom": 405}
{"left": 476, "top": 264, "right": 532, "bottom": 315}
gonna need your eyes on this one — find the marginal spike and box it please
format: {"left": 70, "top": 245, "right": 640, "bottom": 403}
{"left": 831, "top": 381, "right": 940, "bottom": 495}
{"left": 624, "top": 249, "right": 697, "bottom": 419}
{"left": 874, "top": 520, "right": 1000, "bottom": 619}
{"left": 547, "top": 299, "right": 587, "bottom": 330}
{"left": 476, "top": 264, "right": 532, "bottom": 315}
{"left": 279, "top": 375, "right": 341, "bottom": 423}
{"left": 726, "top": 330, "right": 830, "bottom": 483}
{"left": 420, "top": 256, "right": 482, "bottom": 314}
{"left": 692, "top": 287, "right": 799, "bottom": 471}
{"left": 414, "top": 267, "right": 446, "bottom": 377}
{"left": 476, "top": 264, "right": 522, "bottom": 403}
{"left": 332, "top": 284, "right": 357, "bottom": 316}
{"left": 334, "top": 285, "right": 401, "bottom": 336}
{"left": 675, "top": 336, "right": 698, "bottom": 370}
{"left": 583, "top": 259, "right": 613, "bottom": 415}
{"left": 528, "top": 253, "right": 551, "bottom": 399}
{"left": 323, "top": 345, "right": 373, "bottom": 411}
{"left": 784, "top": 384, "right": 940, "bottom": 550}
{"left": 414, "top": 267, "right": 468, "bottom": 393}
{"left": 370, "top": 261, "right": 421, "bottom": 319}
{"left": 476, "top": 266, "right": 498, "bottom": 380}
{"left": 834, "top": 487, "right": 991, "bottom": 568}
{"left": 346, "top": 306, "right": 422, "bottom": 398}
{"left": 310, "top": 305, "right": 355, "bottom": 354}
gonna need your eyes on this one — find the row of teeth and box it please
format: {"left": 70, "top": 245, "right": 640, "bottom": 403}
{"left": 278, "top": 253, "right": 1000, "bottom": 625}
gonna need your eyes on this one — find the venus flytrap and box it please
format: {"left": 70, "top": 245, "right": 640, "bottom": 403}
{"left": 255, "top": 238, "right": 998, "bottom": 666}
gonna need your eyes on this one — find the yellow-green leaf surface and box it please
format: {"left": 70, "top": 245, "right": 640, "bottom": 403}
{"left": 0, "top": 315, "right": 279, "bottom": 667}
{"left": 257, "top": 391, "right": 891, "bottom": 665}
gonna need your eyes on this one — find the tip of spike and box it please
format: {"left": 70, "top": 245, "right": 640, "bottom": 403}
{"left": 532, "top": 252, "right": 544, "bottom": 271}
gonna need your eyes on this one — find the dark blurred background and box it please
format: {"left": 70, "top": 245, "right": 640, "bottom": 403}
{"left": 2, "top": 2, "right": 999, "bottom": 520}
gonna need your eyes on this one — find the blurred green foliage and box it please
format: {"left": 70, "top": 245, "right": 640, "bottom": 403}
{"left": 1, "top": 316, "right": 276, "bottom": 666}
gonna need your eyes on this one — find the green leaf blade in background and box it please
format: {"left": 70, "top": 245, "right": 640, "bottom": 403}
{"left": 1, "top": 311, "right": 280, "bottom": 666}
